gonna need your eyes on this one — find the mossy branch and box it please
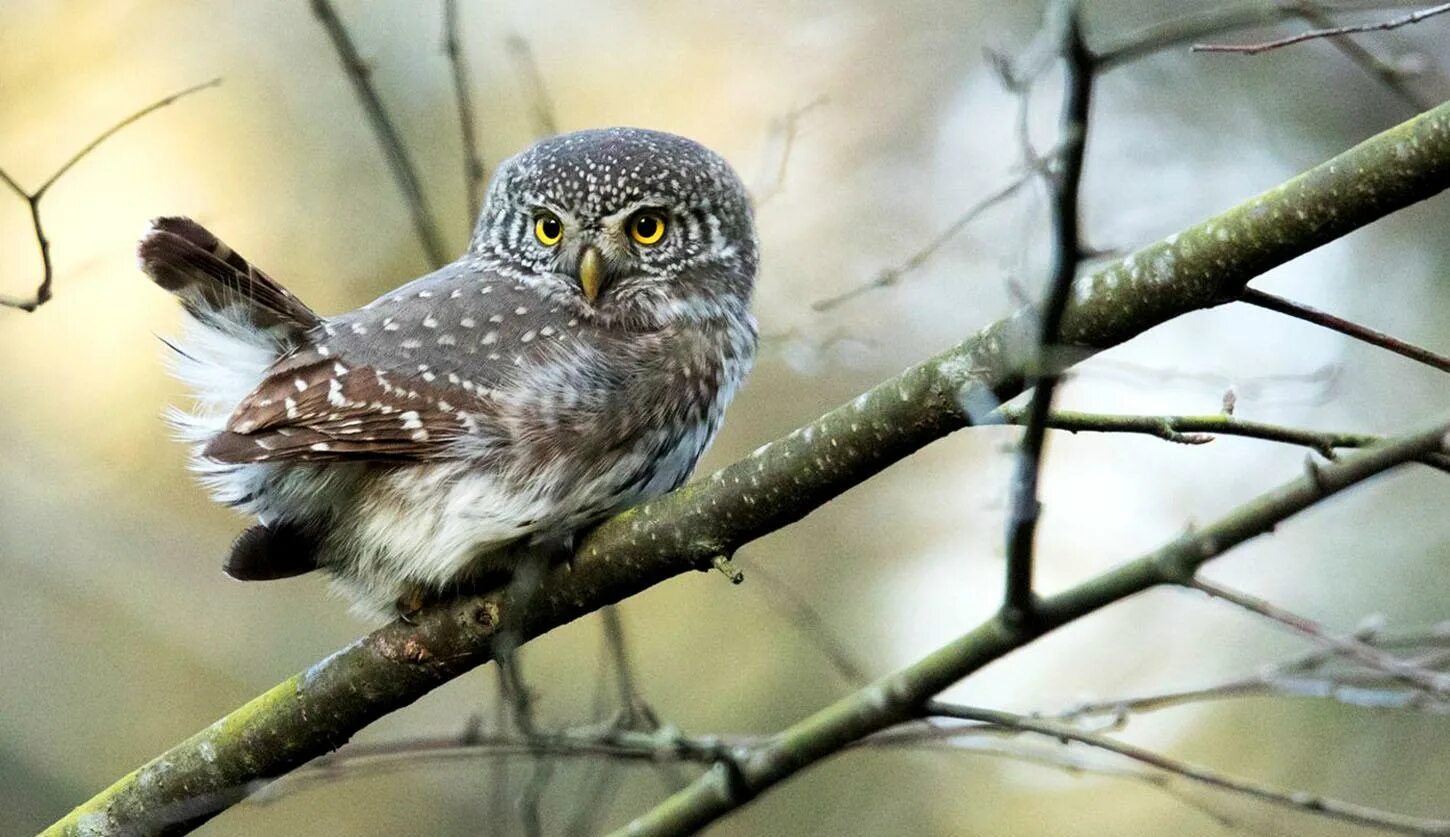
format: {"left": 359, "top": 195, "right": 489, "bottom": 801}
{"left": 44, "top": 100, "right": 1450, "bottom": 836}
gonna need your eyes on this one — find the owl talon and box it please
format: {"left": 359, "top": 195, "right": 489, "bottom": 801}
{"left": 396, "top": 588, "right": 428, "bottom": 623}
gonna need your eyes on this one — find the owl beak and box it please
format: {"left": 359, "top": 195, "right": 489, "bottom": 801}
{"left": 578, "top": 246, "right": 605, "bottom": 303}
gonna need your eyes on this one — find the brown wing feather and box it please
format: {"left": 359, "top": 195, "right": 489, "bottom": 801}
{"left": 203, "top": 347, "right": 485, "bottom": 464}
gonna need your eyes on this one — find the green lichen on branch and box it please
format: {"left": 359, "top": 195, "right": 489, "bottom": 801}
{"left": 45, "top": 99, "right": 1450, "bottom": 836}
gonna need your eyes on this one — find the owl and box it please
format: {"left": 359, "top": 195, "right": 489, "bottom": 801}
{"left": 139, "top": 127, "right": 758, "bottom": 619}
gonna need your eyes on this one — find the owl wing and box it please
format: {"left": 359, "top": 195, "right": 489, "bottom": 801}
{"left": 201, "top": 262, "right": 605, "bottom": 465}
{"left": 202, "top": 344, "right": 489, "bottom": 463}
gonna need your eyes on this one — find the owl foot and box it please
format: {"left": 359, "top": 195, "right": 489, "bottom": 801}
{"left": 395, "top": 586, "right": 429, "bottom": 624}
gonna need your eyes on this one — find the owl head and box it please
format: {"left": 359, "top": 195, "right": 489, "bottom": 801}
{"left": 470, "top": 127, "right": 757, "bottom": 328}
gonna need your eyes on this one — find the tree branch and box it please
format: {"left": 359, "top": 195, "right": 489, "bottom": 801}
{"left": 0, "top": 79, "right": 219, "bottom": 311}
{"left": 1194, "top": 2, "right": 1450, "bottom": 55}
{"left": 618, "top": 418, "right": 1450, "bottom": 835}
{"left": 441, "top": 0, "right": 485, "bottom": 225}
{"left": 505, "top": 36, "right": 560, "bottom": 139}
{"left": 1004, "top": 0, "right": 1093, "bottom": 625}
{"left": 1190, "top": 577, "right": 1450, "bottom": 697}
{"left": 310, "top": 0, "right": 447, "bottom": 268}
{"left": 1287, "top": 1, "right": 1438, "bottom": 113}
{"left": 1059, "top": 623, "right": 1450, "bottom": 720}
{"left": 925, "top": 703, "right": 1450, "bottom": 835}
{"left": 1094, "top": 1, "right": 1437, "bottom": 69}
{"left": 1241, "top": 286, "right": 1450, "bottom": 373}
{"left": 42, "top": 97, "right": 1450, "bottom": 837}
{"left": 993, "top": 406, "right": 1450, "bottom": 473}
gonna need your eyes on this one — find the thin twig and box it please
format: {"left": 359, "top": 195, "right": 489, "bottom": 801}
{"left": 311, "top": 0, "right": 447, "bottom": 268}
{"left": 1060, "top": 623, "right": 1450, "bottom": 720}
{"left": 992, "top": 406, "right": 1450, "bottom": 473}
{"left": 1241, "top": 287, "right": 1450, "bottom": 373}
{"left": 811, "top": 172, "right": 1033, "bottom": 311}
{"left": 1093, "top": 1, "right": 1442, "bottom": 114}
{"left": 506, "top": 36, "right": 560, "bottom": 138}
{"left": 1004, "top": 0, "right": 1093, "bottom": 625}
{"left": 736, "top": 556, "right": 873, "bottom": 687}
{"left": 926, "top": 703, "right": 1450, "bottom": 835}
{"left": 1093, "top": 1, "right": 1434, "bottom": 69}
{"left": 1079, "top": 358, "right": 1344, "bottom": 408}
{"left": 251, "top": 728, "right": 726, "bottom": 805}
{"left": 563, "top": 763, "right": 627, "bottom": 837}
{"left": 518, "top": 753, "right": 553, "bottom": 837}
{"left": 1190, "top": 578, "right": 1450, "bottom": 697}
{"left": 1290, "top": 1, "right": 1436, "bottom": 111}
{"left": 498, "top": 653, "right": 539, "bottom": 736}
{"left": 600, "top": 606, "right": 659, "bottom": 731}
{"left": 0, "top": 78, "right": 220, "bottom": 311}
{"left": 489, "top": 666, "right": 512, "bottom": 830}
{"left": 1195, "top": 2, "right": 1450, "bottom": 54}
{"left": 753, "top": 96, "right": 828, "bottom": 208}
{"left": 441, "top": 0, "right": 486, "bottom": 225}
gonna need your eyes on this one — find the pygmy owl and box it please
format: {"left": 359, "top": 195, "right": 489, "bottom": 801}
{"left": 139, "top": 127, "right": 758, "bottom": 619}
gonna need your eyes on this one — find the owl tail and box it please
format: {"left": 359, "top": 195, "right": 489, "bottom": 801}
{"left": 137, "top": 216, "right": 321, "bottom": 340}
{"left": 226, "top": 522, "right": 321, "bottom": 581}
{"left": 138, "top": 218, "right": 323, "bottom": 516}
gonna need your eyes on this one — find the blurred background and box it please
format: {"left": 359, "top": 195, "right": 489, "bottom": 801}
{"left": 3, "top": 1, "right": 1449, "bottom": 834}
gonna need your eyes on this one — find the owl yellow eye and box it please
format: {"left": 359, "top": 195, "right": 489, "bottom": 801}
{"left": 629, "top": 212, "right": 666, "bottom": 246}
{"left": 534, "top": 213, "right": 563, "bottom": 246}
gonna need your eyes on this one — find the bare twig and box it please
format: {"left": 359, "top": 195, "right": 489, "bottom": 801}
{"left": 1061, "top": 620, "right": 1450, "bottom": 720}
{"left": 1004, "top": 0, "right": 1093, "bottom": 625}
{"left": 1289, "top": 1, "right": 1437, "bottom": 112}
{"left": 563, "top": 763, "right": 627, "bottom": 837}
{"left": 498, "top": 653, "right": 540, "bottom": 736}
{"left": 1, "top": 78, "right": 219, "bottom": 311}
{"left": 1241, "top": 286, "right": 1450, "bottom": 373}
{"left": 441, "top": 0, "right": 485, "bottom": 224}
{"left": 488, "top": 667, "right": 512, "bottom": 832}
{"left": 506, "top": 36, "right": 560, "bottom": 138}
{"left": 1094, "top": 1, "right": 1442, "bottom": 115}
{"left": 992, "top": 406, "right": 1450, "bottom": 473}
{"left": 1093, "top": 1, "right": 1434, "bottom": 69}
{"left": 1060, "top": 627, "right": 1450, "bottom": 720}
{"left": 810, "top": 172, "right": 1034, "bottom": 311}
{"left": 753, "top": 96, "right": 828, "bottom": 208}
{"left": 736, "top": 556, "right": 872, "bottom": 687}
{"left": 251, "top": 727, "right": 725, "bottom": 805}
{"left": 927, "top": 702, "right": 1450, "bottom": 835}
{"left": 1194, "top": 2, "right": 1450, "bottom": 55}
{"left": 1079, "top": 358, "right": 1344, "bottom": 407}
{"left": 310, "top": 0, "right": 447, "bottom": 268}
{"left": 1190, "top": 578, "right": 1450, "bottom": 697}
{"left": 599, "top": 606, "right": 659, "bottom": 731}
